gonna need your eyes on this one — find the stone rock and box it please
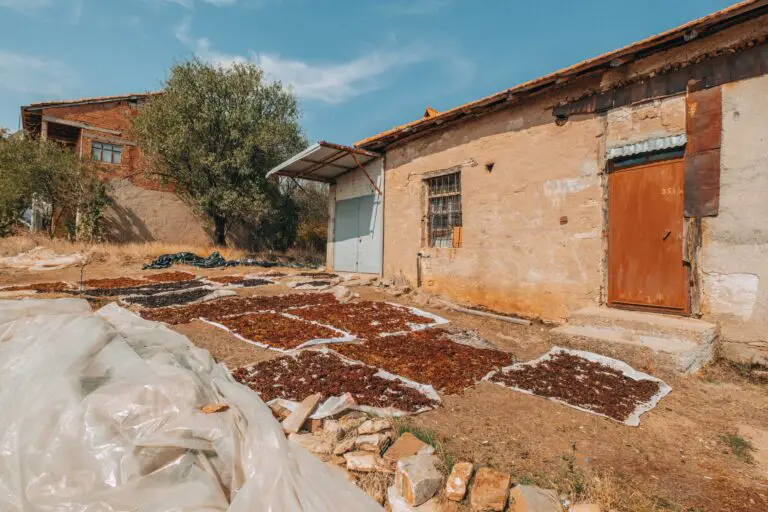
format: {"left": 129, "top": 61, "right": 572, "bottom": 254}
{"left": 323, "top": 419, "right": 343, "bottom": 439}
{"left": 281, "top": 393, "right": 321, "bottom": 434}
{"left": 570, "top": 505, "right": 600, "bottom": 512}
{"left": 287, "top": 433, "right": 332, "bottom": 455}
{"left": 356, "top": 433, "right": 391, "bottom": 452}
{"left": 330, "top": 454, "right": 347, "bottom": 466}
{"left": 302, "top": 417, "right": 323, "bottom": 433}
{"left": 344, "top": 451, "right": 382, "bottom": 472}
{"left": 358, "top": 418, "right": 391, "bottom": 435}
{"left": 395, "top": 454, "right": 443, "bottom": 506}
{"left": 338, "top": 412, "right": 368, "bottom": 432}
{"left": 445, "top": 461, "right": 474, "bottom": 502}
{"left": 332, "top": 285, "right": 353, "bottom": 303}
{"left": 333, "top": 437, "right": 356, "bottom": 455}
{"left": 387, "top": 486, "right": 443, "bottom": 512}
{"left": 470, "top": 467, "right": 510, "bottom": 511}
{"left": 384, "top": 433, "right": 435, "bottom": 466}
{"left": 508, "top": 485, "right": 562, "bottom": 512}
{"left": 268, "top": 402, "right": 291, "bottom": 421}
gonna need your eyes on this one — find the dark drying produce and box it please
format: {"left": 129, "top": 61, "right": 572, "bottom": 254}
{"left": 336, "top": 328, "right": 514, "bottom": 394}
{"left": 213, "top": 312, "right": 341, "bottom": 349}
{"left": 144, "top": 271, "right": 196, "bottom": 282}
{"left": 207, "top": 275, "right": 272, "bottom": 287}
{"left": 293, "top": 301, "right": 433, "bottom": 338}
{"left": 232, "top": 351, "right": 437, "bottom": 413}
{"left": 489, "top": 352, "right": 661, "bottom": 422}
{"left": 139, "top": 293, "right": 338, "bottom": 325}
{"left": 297, "top": 272, "right": 338, "bottom": 278}
{"left": 240, "top": 279, "right": 272, "bottom": 287}
{"left": 83, "top": 279, "right": 203, "bottom": 297}
{"left": 1, "top": 281, "right": 72, "bottom": 293}
{"left": 83, "top": 277, "right": 148, "bottom": 289}
{"left": 296, "top": 280, "right": 331, "bottom": 287}
{"left": 123, "top": 287, "right": 212, "bottom": 308}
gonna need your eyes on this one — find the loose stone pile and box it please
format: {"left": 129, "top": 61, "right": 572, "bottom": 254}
{"left": 272, "top": 396, "right": 602, "bottom": 512}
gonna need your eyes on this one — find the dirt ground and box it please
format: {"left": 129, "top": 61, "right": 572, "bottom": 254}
{"left": 1, "top": 259, "right": 767, "bottom": 512}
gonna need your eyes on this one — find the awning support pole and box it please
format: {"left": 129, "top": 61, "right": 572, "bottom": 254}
{"left": 351, "top": 152, "right": 383, "bottom": 196}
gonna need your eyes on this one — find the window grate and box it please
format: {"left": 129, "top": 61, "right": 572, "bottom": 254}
{"left": 426, "top": 172, "right": 462, "bottom": 248}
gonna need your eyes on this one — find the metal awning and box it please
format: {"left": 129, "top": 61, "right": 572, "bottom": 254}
{"left": 267, "top": 141, "right": 381, "bottom": 187}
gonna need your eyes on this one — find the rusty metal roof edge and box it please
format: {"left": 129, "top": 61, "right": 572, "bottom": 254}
{"left": 22, "top": 92, "right": 160, "bottom": 111}
{"left": 266, "top": 141, "right": 380, "bottom": 180}
{"left": 354, "top": 0, "right": 767, "bottom": 150}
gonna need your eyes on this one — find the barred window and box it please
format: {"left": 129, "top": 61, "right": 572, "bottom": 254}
{"left": 426, "top": 172, "right": 462, "bottom": 248}
{"left": 92, "top": 142, "right": 122, "bottom": 164}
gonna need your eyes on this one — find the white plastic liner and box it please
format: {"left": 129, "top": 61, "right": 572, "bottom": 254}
{"left": 0, "top": 247, "right": 86, "bottom": 270}
{"left": 483, "top": 346, "right": 672, "bottom": 427}
{"left": 262, "top": 347, "right": 441, "bottom": 419}
{"left": 200, "top": 312, "right": 356, "bottom": 353}
{"left": 0, "top": 298, "right": 382, "bottom": 511}
{"left": 200, "top": 275, "right": 277, "bottom": 289}
{"left": 379, "top": 302, "right": 450, "bottom": 336}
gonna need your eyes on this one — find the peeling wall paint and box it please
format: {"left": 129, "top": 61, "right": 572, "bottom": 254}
{"left": 702, "top": 272, "right": 759, "bottom": 320}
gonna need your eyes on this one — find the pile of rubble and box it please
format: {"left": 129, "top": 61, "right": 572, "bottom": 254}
{"left": 271, "top": 395, "right": 602, "bottom": 512}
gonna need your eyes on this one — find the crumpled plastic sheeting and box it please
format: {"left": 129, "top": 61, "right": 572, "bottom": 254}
{"left": 0, "top": 247, "right": 86, "bottom": 271}
{"left": 0, "top": 298, "right": 382, "bottom": 512}
{"left": 142, "top": 252, "right": 316, "bottom": 271}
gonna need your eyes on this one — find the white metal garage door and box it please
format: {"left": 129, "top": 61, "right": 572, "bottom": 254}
{"left": 333, "top": 194, "right": 382, "bottom": 274}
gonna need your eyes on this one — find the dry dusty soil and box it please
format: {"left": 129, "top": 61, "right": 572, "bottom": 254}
{"left": 1, "top": 262, "right": 767, "bottom": 511}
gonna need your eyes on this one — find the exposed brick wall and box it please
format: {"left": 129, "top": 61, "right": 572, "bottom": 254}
{"left": 43, "top": 100, "right": 172, "bottom": 192}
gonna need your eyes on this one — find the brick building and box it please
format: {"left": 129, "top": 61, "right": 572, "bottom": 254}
{"left": 21, "top": 94, "right": 209, "bottom": 244}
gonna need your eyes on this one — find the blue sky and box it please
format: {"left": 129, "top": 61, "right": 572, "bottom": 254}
{"left": 0, "top": 0, "right": 738, "bottom": 145}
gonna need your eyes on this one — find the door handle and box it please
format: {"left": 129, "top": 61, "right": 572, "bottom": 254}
{"left": 663, "top": 230, "right": 671, "bottom": 241}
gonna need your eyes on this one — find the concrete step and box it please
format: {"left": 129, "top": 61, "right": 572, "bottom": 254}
{"left": 552, "top": 307, "right": 718, "bottom": 374}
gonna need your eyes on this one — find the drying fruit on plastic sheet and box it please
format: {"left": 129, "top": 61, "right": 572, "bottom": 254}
{"left": 210, "top": 312, "right": 343, "bottom": 350}
{"left": 139, "top": 293, "right": 338, "bottom": 325}
{"left": 143, "top": 271, "right": 197, "bottom": 282}
{"left": 292, "top": 301, "right": 434, "bottom": 338}
{"left": 232, "top": 350, "right": 438, "bottom": 413}
{"left": 82, "top": 277, "right": 149, "bottom": 289}
{"left": 297, "top": 272, "right": 338, "bottom": 278}
{"left": 1, "top": 281, "right": 73, "bottom": 293}
{"left": 488, "top": 351, "right": 661, "bottom": 422}
{"left": 207, "top": 275, "right": 273, "bottom": 287}
{"left": 82, "top": 279, "right": 204, "bottom": 297}
{"left": 335, "top": 328, "right": 514, "bottom": 395}
{"left": 123, "top": 288, "right": 213, "bottom": 308}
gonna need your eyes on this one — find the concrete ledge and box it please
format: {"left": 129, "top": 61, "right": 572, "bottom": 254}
{"left": 553, "top": 307, "right": 719, "bottom": 374}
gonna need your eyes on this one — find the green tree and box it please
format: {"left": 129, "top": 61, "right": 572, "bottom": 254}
{"left": 133, "top": 60, "right": 308, "bottom": 246}
{"left": 0, "top": 133, "right": 106, "bottom": 239}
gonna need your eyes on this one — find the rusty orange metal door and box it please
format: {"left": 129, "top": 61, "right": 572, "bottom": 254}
{"left": 608, "top": 159, "right": 689, "bottom": 313}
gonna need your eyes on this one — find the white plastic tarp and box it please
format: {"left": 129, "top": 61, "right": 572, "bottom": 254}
{"left": 0, "top": 247, "right": 86, "bottom": 271}
{"left": 0, "top": 298, "right": 382, "bottom": 511}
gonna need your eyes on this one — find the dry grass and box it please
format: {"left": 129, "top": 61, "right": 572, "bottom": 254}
{"left": 0, "top": 235, "right": 247, "bottom": 265}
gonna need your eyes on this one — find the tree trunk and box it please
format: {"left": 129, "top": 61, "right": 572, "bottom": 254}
{"left": 213, "top": 215, "right": 227, "bottom": 247}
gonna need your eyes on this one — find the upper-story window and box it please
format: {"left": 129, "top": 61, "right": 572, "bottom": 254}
{"left": 92, "top": 142, "right": 122, "bottom": 164}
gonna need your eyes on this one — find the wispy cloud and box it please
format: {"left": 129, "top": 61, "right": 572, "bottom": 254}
{"left": 0, "top": 0, "right": 83, "bottom": 22}
{"left": 377, "top": 0, "right": 454, "bottom": 16}
{"left": 151, "top": 0, "right": 243, "bottom": 8}
{"left": 175, "top": 19, "right": 429, "bottom": 104}
{"left": 0, "top": 51, "right": 77, "bottom": 97}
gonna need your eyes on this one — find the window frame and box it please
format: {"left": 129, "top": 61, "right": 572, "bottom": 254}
{"left": 91, "top": 141, "right": 122, "bottom": 165}
{"left": 424, "top": 171, "right": 463, "bottom": 248}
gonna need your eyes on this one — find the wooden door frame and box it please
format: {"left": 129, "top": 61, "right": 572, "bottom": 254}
{"left": 604, "top": 155, "right": 695, "bottom": 317}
